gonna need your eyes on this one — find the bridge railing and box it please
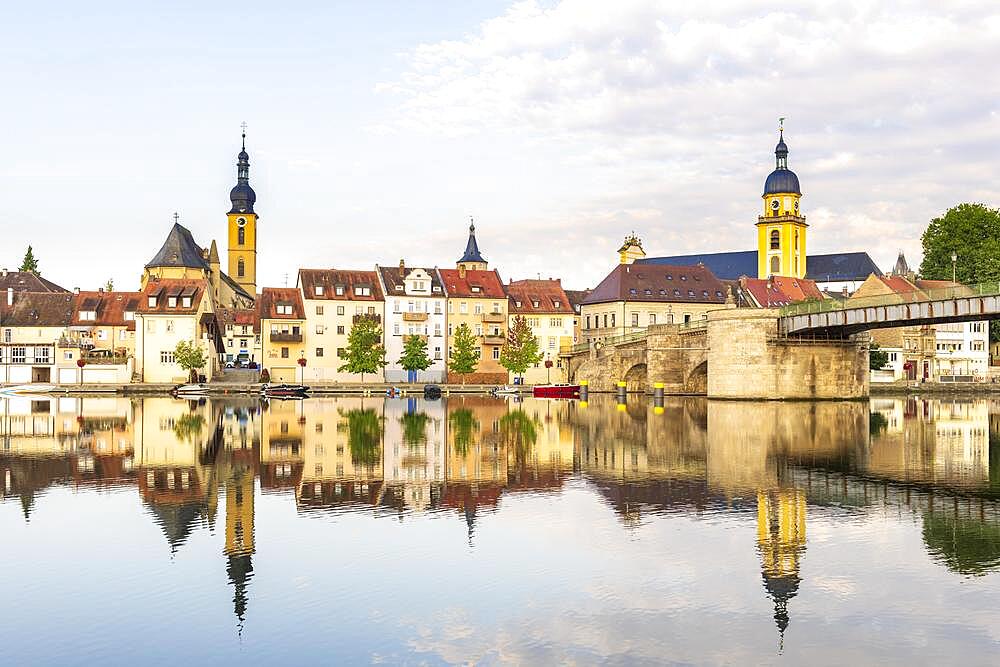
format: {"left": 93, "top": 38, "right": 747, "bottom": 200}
{"left": 779, "top": 281, "right": 1000, "bottom": 317}
{"left": 676, "top": 318, "right": 708, "bottom": 332}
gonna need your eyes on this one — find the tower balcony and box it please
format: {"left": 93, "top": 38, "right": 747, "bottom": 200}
{"left": 483, "top": 334, "right": 506, "bottom": 346}
{"left": 481, "top": 312, "right": 506, "bottom": 323}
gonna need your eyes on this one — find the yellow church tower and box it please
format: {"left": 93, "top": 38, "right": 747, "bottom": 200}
{"left": 756, "top": 121, "right": 807, "bottom": 279}
{"left": 227, "top": 125, "right": 259, "bottom": 296}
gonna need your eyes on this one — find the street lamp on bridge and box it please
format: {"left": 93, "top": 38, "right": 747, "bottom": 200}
{"left": 951, "top": 251, "right": 958, "bottom": 283}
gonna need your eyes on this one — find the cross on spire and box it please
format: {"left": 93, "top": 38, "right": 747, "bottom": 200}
{"left": 240, "top": 121, "right": 247, "bottom": 149}
{"left": 173, "top": 211, "right": 179, "bottom": 224}
{"left": 469, "top": 215, "right": 475, "bottom": 233}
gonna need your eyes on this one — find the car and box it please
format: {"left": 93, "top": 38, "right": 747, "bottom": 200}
{"left": 225, "top": 361, "right": 236, "bottom": 369}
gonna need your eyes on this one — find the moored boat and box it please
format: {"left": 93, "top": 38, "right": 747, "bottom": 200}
{"left": 491, "top": 385, "right": 520, "bottom": 396}
{"left": 262, "top": 383, "right": 310, "bottom": 397}
{"left": 0, "top": 383, "right": 58, "bottom": 396}
{"left": 172, "top": 383, "right": 210, "bottom": 396}
{"left": 532, "top": 383, "right": 581, "bottom": 399}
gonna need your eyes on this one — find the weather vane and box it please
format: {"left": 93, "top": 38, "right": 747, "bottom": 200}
{"left": 779, "top": 117, "right": 785, "bottom": 132}
{"left": 240, "top": 121, "right": 247, "bottom": 149}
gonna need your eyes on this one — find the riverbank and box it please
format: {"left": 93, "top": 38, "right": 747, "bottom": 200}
{"left": 1, "top": 382, "right": 523, "bottom": 396}
{"left": 871, "top": 381, "right": 1000, "bottom": 396}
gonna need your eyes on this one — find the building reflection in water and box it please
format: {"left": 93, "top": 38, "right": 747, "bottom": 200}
{"left": 3, "top": 393, "right": 1000, "bottom": 639}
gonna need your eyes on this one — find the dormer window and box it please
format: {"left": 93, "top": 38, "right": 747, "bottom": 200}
{"left": 532, "top": 300, "right": 540, "bottom": 307}
{"left": 124, "top": 311, "right": 135, "bottom": 321}
{"left": 471, "top": 285, "right": 481, "bottom": 293}
{"left": 680, "top": 276, "right": 687, "bottom": 281}
{"left": 432, "top": 285, "right": 442, "bottom": 293}
{"left": 147, "top": 296, "right": 157, "bottom": 308}
{"left": 552, "top": 301, "right": 560, "bottom": 308}
{"left": 515, "top": 300, "right": 522, "bottom": 307}
{"left": 644, "top": 289, "right": 652, "bottom": 295}
{"left": 181, "top": 296, "right": 192, "bottom": 308}
{"left": 167, "top": 296, "right": 177, "bottom": 308}
{"left": 335, "top": 285, "right": 345, "bottom": 296}
{"left": 277, "top": 303, "right": 293, "bottom": 315}
{"left": 355, "top": 286, "right": 371, "bottom": 297}
{"left": 315, "top": 286, "right": 325, "bottom": 296}
{"left": 80, "top": 310, "right": 96, "bottom": 321}
{"left": 395, "top": 284, "right": 404, "bottom": 291}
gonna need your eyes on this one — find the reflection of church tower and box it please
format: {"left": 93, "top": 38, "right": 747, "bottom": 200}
{"left": 225, "top": 465, "right": 256, "bottom": 631}
{"left": 756, "top": 488, "right": 806, "bottom": 648}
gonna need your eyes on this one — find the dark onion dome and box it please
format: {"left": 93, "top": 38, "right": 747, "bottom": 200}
{"left": 763, "top": 130, "right": 801, "bottom": 196}
{"left": 229, "top": 132, "right": 256, "bottom": 214}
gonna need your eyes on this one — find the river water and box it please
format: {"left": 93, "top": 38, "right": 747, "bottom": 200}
{"left": 2, "top": 394, "right": 999, "bottom": 665}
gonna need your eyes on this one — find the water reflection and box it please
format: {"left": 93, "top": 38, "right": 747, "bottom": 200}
{"left": 2, "top": 393, "right": 1000, "bottom": 662}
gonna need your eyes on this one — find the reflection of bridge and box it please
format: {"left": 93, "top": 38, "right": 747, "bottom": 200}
{"left": 563, "top": 283, "right": 999, "bottom": 399}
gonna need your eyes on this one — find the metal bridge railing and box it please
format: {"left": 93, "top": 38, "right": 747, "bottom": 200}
{"left": 779, "top": 281, "right": 1000, "bottom": 317}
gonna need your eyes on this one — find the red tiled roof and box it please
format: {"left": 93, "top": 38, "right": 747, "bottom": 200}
{"left": 505, "top": 279, "right": 574, "bottom": 315}
{"left": 438, "top": 269, "right": 506, "bottom": 299}
{"left": 583, "top": 263, "right": 728, "bottom": 306}
{"left": 739, "top": 276, "right": 823, "bottom": 307}
{"left": 297, "top": 268, "right": 384, "bottom": 301}
{"left": 217, "top": 307, "right": 258, "bottom": 327}
{"left": 137, "top": 279, "right": 207, "bottom": 314}
{"left": 72, "top": 291, "right": 143, "bottom": 328}
{"left": 258, "top": 287, "right": 305, "bottom": 320}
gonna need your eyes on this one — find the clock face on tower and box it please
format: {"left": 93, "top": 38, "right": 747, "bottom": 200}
{"left": 794, "top": 200, "right": 799, "bottom": 212}
{"left": 771, "top": 199, "right": 780, "bottom": 211}
{"left": 236, "top": 217, "right": 247, "bottom": 227}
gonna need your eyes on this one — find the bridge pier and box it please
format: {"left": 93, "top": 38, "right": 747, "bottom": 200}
{"left": 707, "top": 309, "right": 868, "bottom": 400}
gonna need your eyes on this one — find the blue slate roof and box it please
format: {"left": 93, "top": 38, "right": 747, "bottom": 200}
{"left": 459, "top": 224, "right": 486, "bottom": 264}
{"left": 806, "top": 252, "right": 883, "bottom": 282}
{"left": 145, "top": 223, "right": 209, "bottom": 270}
{"left": 637, "top": 250, "right": 882, "bottom": 282}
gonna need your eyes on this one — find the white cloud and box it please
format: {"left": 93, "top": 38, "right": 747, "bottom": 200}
{"left": 374, "top": 0, "right": 1000, "bottom": 283}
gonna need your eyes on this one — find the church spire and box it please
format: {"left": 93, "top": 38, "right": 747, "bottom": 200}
{"left": 229, "top": 123, "right": 256, "bottom": 215}
{"left": 457, "top": 217, "right": 487, "bottom": 270}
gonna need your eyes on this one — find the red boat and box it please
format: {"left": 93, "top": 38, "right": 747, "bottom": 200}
{"left": 532, "top": 384, "right": 581, "bottom": 399}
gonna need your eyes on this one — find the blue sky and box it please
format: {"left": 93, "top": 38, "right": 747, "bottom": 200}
{"left": 2, "top": 1, "right": 998, "bottom": 290}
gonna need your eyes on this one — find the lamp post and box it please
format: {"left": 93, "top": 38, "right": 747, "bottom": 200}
{"left": 951, "top": 252, "right": 957, "bottom": 283}
{"left": 76, "top": 358, "right": 85, "bottom": 386}
{"left": 297, "top": 354, "right": 307, "bottom": 385}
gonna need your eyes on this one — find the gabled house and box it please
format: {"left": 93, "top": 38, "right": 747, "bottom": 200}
{"left": 134, "top": 279, "right": 222, "bottom": 383}
{"left": 506, "top": 278, "right": 575, "bottom": 383}
{"left": 0, "top": 291, "right": 74, "bottom": 384}
{"left": 376, "top": 262, "right": 448, "bottom": 383}
{"left": 258, "top": 288, "right": 306, "bottom": 383}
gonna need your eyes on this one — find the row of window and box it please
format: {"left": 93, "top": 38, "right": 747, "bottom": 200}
{"left": 312, "top": 284, "right": 373, "bottom": 297}
{"left": 0, "top": 346, "right": 52, "bottom": 364}
{"left": 584, "top": 312, "right": 698, "bottom": 329}
{"left": 148, "top": 295, "right": 193, "bottom": 309}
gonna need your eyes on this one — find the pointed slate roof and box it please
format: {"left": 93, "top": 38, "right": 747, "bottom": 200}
{"left": 459, "top": 223, "right": 486, "bottom": 264}
{"left": 145, "top": 223, "right": 209, "bottom": 270}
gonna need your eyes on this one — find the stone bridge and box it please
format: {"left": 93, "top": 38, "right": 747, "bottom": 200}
{"left": 565, "top": 309, "right": 868, "bottom": 400}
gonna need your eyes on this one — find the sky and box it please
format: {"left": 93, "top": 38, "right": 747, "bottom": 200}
{"left": 1, "top": 0, "right": 998, "bottom": 291}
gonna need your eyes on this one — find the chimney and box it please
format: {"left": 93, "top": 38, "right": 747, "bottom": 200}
{"left": 1, "top": 268, "right": 7, "bottom": 278}
{"left": 399, "top": 258, "right": 405, "bottom": 272}
{"left": 98, "top": 287, "right": 104, "bottom": 294}
{"left": 74, "top": 287, "right": 81, "bottom": 295}
{"left": 6, "top": 287, "right": 12, "bottom": 306}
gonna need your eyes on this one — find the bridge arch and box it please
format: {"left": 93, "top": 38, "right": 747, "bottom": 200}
{"left": 624, "top": 363, "right": 647, "bottom": 393}
{"left": 686, "top": 360, "right": 708, "bottom": 394}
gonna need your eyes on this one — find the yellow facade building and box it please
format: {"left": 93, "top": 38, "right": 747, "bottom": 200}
{"left": 506, "top": 279, "right": 575, "bottom": 384}
{"left": 227, "top": 129, "right": 259, "bottom": 296}
{"left": 756, "top": 124, "right": 807, "bottom": 279}
{"left": 258, "top": 288, "right": 306, "bottom": 383}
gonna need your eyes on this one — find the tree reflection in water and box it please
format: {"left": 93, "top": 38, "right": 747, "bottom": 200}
{"left": 499, "top": 409, "right": 539, "bottom": 465}
{"left": 449, "top": 409, "right": 478, "bottom": 455}
{"left": 341, "top": 408, "right": 382, "bottom": 468}
{"left": 923, "top": 512, "right": 1000, "bottom": 576}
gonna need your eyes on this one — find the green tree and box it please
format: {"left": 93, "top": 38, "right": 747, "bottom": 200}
{"left": 869, "top": 343, "right": 889, "bottom": 371}
{"left": 919, "top": 203, "right": 1000, "bottom": 340}
{"left": 398, "top": 334, "right": 431, "bottom": 380}
{"left": 341, "top": 407, "right": 382, "bottom": 468}
{"left": 104, "top": 278, "right": 115, "bottom": 292}
{"left": 448, "top": 323, "right": 479, "bottom": 384}
{"left": 449, "top": 408, "right": 478, "bottom": 455}
{"left": 338, "top": 316, "right": 387, "bottom": 383}
{"left": 499, "top": 315, "right": 544, "bottom": 382}
{"left": 174, "top": 340, "right": 207, "bottom": 382}
{"left": 919, "top": 203, "right": 1000, "bottom": 284}
{"left": 19, "top": 245, "right": 39, "bottom": 275}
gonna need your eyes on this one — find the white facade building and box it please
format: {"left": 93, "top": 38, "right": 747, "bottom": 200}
{"left": 376, "top": 264, "right": 448, "bottom": 384}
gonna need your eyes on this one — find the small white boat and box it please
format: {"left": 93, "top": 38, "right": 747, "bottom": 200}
{"left": 491, "top": 385, "right": 521, "bottom": 396}
{"left": 0, "top": 384, "right": 58, "bottom": 396}
{"left": 172, "top": 383, "right": 210, "bottom": 396}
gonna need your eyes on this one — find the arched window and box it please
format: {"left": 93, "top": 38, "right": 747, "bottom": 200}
{"left": 770, "top": 256, "right": 780, "bottom": 275}
{"left": 237, "top": 258, "right": 245, "bottom": 278}
{"left": 770, "top": 230, "right": 780, "bottom": 250}
{"left": 794, "top": 229, "right": 799, "bottom": 250}
{"left": 237, "top": 227, "right": 245, "bottom": 246}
